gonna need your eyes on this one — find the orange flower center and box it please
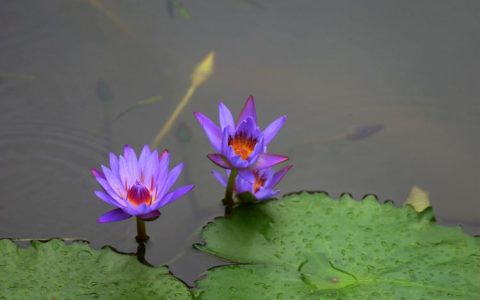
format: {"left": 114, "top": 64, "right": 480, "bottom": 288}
{"left": 228, "top": 132, "right": 257, "bottom": 160}
{"left": 127, "top": 181, "right": 153, "bottom": 206}
{"left": 253, "top": 171, "right": 267, "bottom": 193}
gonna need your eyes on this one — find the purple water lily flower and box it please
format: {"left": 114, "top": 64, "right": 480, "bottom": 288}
{"left": 212, "top": 165, "right": 292, "bottom": 200}
{"left": 91, "top": 144, "right": 194, "bottom": 223}
{"left": 194, "top": 96, "right": 288, "bottom": 170}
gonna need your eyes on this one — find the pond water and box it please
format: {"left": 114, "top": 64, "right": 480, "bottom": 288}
{"left": 1, "top": 0, "right": 479, "bottom": 286}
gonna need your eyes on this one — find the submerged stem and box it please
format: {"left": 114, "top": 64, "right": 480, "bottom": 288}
{"left": 223, "top": 168, "right": 238, "bottom": 206}
{"left": 135, "top": 217, "right": 149, "bottom": 243}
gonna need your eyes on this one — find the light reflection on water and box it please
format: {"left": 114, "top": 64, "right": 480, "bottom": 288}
{"left": 0, "top": 0, "right": 479, "bottom": 285}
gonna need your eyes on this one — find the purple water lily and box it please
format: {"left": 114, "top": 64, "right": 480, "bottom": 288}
{"left": 194, "top": 96, "right": 288, "bottom": 170}
{"left": 91, "top": 144, "right": 194, "bottom": 223}
{"left": 212, "top": 165, "right": 292, "bottom": 200}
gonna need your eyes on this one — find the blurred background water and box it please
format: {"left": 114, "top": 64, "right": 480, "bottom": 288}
{"left": 0, "top": 0, "right": 479, "bottom": 285}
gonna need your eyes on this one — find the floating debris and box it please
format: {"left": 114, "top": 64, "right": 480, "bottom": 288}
{"left": 403, "top": 186, "right": 431, "bottom": 212}
{"left": 346, "top": 123, "right": 384, "bottom": 141}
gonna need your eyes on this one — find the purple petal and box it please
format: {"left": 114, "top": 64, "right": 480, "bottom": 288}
{"left": 95, "top": 177, "right": 124, "bottom": 202}
{"left": 135, "top": 203, "right": 151, "bottom": 215}
{"left": 236, "top": 96, "right": 257, "bottom": 126}
{"left": 212, "top": 170, "right": 228, "bottom": 187}
{"left": 156, "top": 150, "right": 170, "bottom": 185}
{"left": 124, "top": 145, "right": 139, "bottom": 182}
{"left": 207, "top": 154, "right": 232, "bottom": 169}
{"left": 238, "top": 169, "right": 255, "bottom": 183}
{"left": 139, "top": 210, "right": 161, "bottom": 220}
{"left": 235, "top": 176, "right": 252, "bottom": 194}
{"left": 263, "top": 115, "right": 287, "bottom": 145}
{"left": 160, "top": 162, "right": 184, "bottom": 195}
{"left": 138, "top": 144, "right": 152, "bottom": 170}
{"left": 255, "top": 188, "right": 279, "bottom": 200}
{"left": 109, "top": 152, "right": 120, "bottom": 174}
{"left": 142, "top": 150, "right": 158, "bottom": 188}
{"left": 97, "top": 208, "right": 132, "bottom": 223}
{"left": 194, "top": 112, "right": 222, "bottom": 152}
{"left": 123, "top": 144, "right": 137, "bottom": 161}
{"left": 101, "top": 165, "right": 125, "bottom": 198}
{"left": 118, "top": 156, "right": 131, "bottom": 188}
{"left": 220, "top": 127, "right": 231, "bottom": 155}
{"left": 253, "top": 153, "right": 289, "bottom": 169}
{"left": 94, "top": 190, "right": 123, "bottom": 207}
{"left": 270, "top": 165, "right": 293, "bottom": 188}
{"left": 218, "top": 102, "right": 235, "bottom": 129}
{"left": 91, "top": 168, "right": 104, "bottom": 179}
{"left": 156, "top": 185, "right": 194, "bottom": 208}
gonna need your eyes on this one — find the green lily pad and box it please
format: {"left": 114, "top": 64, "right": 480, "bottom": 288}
{"left": 195, "top": 192, "right": 480, "bottom": 299}
{"left": 0, "top": 239, "right": 191, "bottom": 300}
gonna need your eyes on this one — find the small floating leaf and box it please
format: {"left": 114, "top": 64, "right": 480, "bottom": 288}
{"left": 404, "top": 186, "right": 431, "bottom": 212}
{"left": 195, "top": 192, "right": 480, "bottom": 299}
{"left": 0, "top": 239, "right": 192, "bottom": 299}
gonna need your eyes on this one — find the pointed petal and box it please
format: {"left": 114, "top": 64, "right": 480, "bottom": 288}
{"left": 138, "top": 144, "right": 152, "bottom": 169}
{"left": 91, "top": 168, "right": 104, "bottom": 179}
{"left": 194, "top": 112, "right": 222, "bottom": 152}
{"left": 95, "top": 177, "right": 124, "bottom": 202}
{"left": 142, "top": 150, "right": 158, "bottom": 188}
{"left": 221, "top": 127, "right": 231, "bottom": 154}
{"left": 163, "top": 163, "right": 184, "bottom": 194}
{"left": 94, "top": 190, "right": 123, "bottom": 207}
{"left": 212, "top": 170, "right": 228, "bottom": 187}
{"left": 236, "top": 96, "right": 257, "bottom": 125}
{"left": 97, "top": 208, "right": 131, "bottom": 223}
{"left": 139, "top": 210, "right": 161, "bottom": 220}
{"left": 156, "top": 150, "right": 170, "bottom": 184}
{"left": 263, "top": 115, "right": 287, "bottom": 145}
{"left": 156, "top": 185, "right": 194, "bottom": 208}
{"left": 101, "top": 165, "right": 125, "bottom": 198}
{"left": 207, "top": 154, "right": 232, "bottom": 169}
{"left": 109, "top": 152, "right": 120, "bottom": 174}
{"left": 218, "top": 102, "right": 235, "bottom": 129}
{"left": 253, "top": 153, "right": 289, "bottom": 169}
{"left": 270, "top": 165, "right": 293, "bottom": 187}
{"left": 124, "top": 145, "right": 139, "bottom": 181}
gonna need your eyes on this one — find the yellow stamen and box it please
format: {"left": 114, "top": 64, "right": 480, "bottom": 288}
{"left": 228, "top": 132, "right": 257, "bottom": 160}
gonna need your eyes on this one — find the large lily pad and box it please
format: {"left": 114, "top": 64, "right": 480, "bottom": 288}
{"left": 0, "top": 239, "right": 192, "bottom": 299}
{"left": 195, "top": 192, "right": 480, "bottom": 299}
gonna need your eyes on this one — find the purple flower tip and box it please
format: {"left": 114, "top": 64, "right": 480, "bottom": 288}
{"left": 92, "top": 144, "right": 193, "bottom": 223}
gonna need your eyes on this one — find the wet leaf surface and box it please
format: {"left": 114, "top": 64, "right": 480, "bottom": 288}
{"left": 0, "top": 239, "right": 192, "bottom": 300}
{"left": 195, "top": 192, "right": 480, "bottom": 299}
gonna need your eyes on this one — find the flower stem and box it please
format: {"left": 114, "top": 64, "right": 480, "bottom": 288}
{"left": 135, "top": 217, "right": 149, "bottom": 243}
{"left": 223, "top": 168, "right": 238, "bottom": 205}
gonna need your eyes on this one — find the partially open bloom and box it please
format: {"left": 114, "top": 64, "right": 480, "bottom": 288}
{"left": 91, "top": 145, "right": 194, "bottom": 223}
{"left": 194, "top": 96, "right": 288, "bottom": 170}
{"left": 212, "top": 165, "right": 292, "bottom": 200}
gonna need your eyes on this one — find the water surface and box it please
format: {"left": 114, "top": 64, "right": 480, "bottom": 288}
{"left": 1, "top": 0, "right": 479, "bottom": 285}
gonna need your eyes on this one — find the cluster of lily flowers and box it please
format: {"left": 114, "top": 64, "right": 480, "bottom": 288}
{"left": 91, "top": 96, "right": 291, "bottom": 235}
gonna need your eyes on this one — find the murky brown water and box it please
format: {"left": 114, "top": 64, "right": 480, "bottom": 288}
{"left": 1, "top": 0, "right": 479, "bottom": 285}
